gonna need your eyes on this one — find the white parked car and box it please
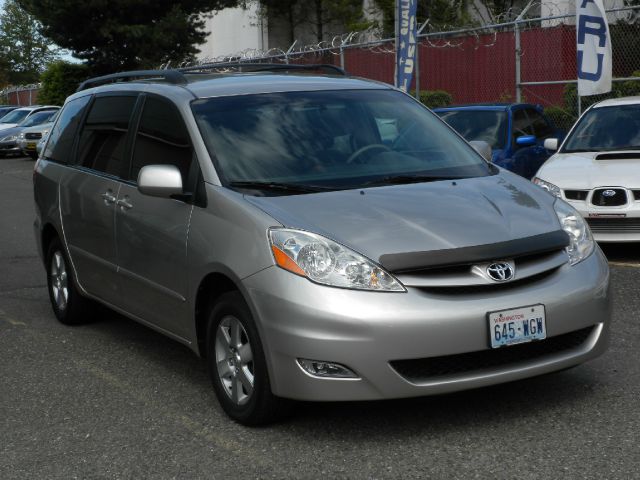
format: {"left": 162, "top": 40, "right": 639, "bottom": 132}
{"left": 533, "top": 97, "right": 640, "bottom": 242}
{"left": 0, "top": 105, "right": 59, "bottom": 132}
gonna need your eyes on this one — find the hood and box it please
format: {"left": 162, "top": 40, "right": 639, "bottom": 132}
{"left": 0, "top": 123, "right": 18, "bottom": 132}
{"left": 0, "top": 126, "right": 22, "bottom": 139}
{"left": 245, "top": 172, "right": 561, "bottom": 269}
{"left": 537, "top": 151, "right": 640, "bottom": 189}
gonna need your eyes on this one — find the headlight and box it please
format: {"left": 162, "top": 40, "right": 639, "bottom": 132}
{"left": 554, "top": 199, "right": 594, "bottom": 265}
{"left": 269, "top": 228, "right": 405, "bottom": 291}
{"left": 532, "top": 177, "right": 561, "bottom": 197}
{"left": 1, "top": 134, "right": 17, "bottom": 142}
{"left": 17, "top": 133, "right": 25, "bottom": 139}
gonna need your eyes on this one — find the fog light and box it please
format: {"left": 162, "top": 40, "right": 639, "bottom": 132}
{"left": 297, "top": 359, "right": 359, "bottom": 378}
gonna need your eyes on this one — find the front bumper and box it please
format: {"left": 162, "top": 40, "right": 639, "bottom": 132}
{"left": 572, "top": 205, "right": 640, "bottom": 242}
{"left": 242, "top": 248, "right": 610, "bottom": 401}
{"left": 0, "top": 141, "right": 20, "bottom": 155}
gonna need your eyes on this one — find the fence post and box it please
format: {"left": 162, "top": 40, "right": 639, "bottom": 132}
{"left": 340, "top": 46, "right": 345, "bottom": 70}
{"left": 515, "top": 22, "right": 522, "bottom": 103}
{"left": 415, "top": 46, "right": 420, "bottom": 99}
{"left": 514, "top": 1, "right": 535, "bottom": 103}
{"left": 577, "top": 95, "right": 582, "bottom": 116}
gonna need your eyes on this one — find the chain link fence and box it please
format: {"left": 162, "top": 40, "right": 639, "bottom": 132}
{"left": 0, "top": 84, "right": 40, "bottom": 106}
{"left": 181, "top": 1, "right": 640, "bottom": 130}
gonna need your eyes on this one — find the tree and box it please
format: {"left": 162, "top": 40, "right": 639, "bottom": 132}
{"left": 0, "top": 0, "right": 59, "bottom": 84}
{"left": 17, "top": 0, "right": 240, "bottom": 75}
{"left": 38, "top": 61, "right": 90, "bottom": 105}
{"left": 259, "top": 0, "right": 373, "bottom": 45}
{"left": 372, "top": 0, "right": 473, "bottom": 38}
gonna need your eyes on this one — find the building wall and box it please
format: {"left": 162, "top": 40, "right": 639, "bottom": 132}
{"left": 197, "top": 4, "right": 265, "bottom": 60}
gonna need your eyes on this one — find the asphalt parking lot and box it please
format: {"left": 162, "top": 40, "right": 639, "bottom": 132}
{"left": 1, "top": 156, "right": 639, "bottom": 479}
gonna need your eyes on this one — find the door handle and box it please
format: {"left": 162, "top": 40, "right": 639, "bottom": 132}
{"left": 116, "top": 197, "right": 133, "bottom": 210}
{"left": 101, "top": 191, "right": 116, "bottom": 205}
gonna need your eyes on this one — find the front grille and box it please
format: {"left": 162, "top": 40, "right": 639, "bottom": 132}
{"left": 587, "top": 217, "right": 640, "bottom": 233}
{"left": 564, "top": 190, "right": 588, "bottom": 201}
{"left": 390, "top": 326, "right": 594, "bottom": 382}
{"left": 25, "top": 132, "right": 42, "bottom": 140}
{"left": 591, "top": 188, "right": 627, "bottom": 207}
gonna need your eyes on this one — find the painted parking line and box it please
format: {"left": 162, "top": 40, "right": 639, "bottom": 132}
{"left": 608, "top": 261, "right": 640, "bottom": 268}
{"left": 0, "top": 308, "right": 27, "bottom": 326}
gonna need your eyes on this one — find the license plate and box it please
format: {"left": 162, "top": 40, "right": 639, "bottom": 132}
{"left": 488, "top": 304, "right": 546, "bottom": 348}
{"left": 26, "top": 142, "right": 37, "bottom": 150}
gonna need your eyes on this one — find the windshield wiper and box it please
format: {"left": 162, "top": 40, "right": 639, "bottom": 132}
{"left": 228, "top": 181, "right": 333, "bottom": 194}
{"left": 361, "top": 174, "right": 467, "bottom": 187}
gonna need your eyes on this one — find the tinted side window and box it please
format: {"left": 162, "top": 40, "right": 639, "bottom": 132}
{"left": 77, "top": 96, "right": 137, "bottom": 177}
{"left": 43, "top": 95, "right": 91, "bottom": 163}
{"left": 130, "top": 96, "right": 193, "bottom": 184}
{"left": 526, "top": 109, "right": 554, "bottom": 138}
{"left": 512, "top": 109, "right": 534, "bottom": 139}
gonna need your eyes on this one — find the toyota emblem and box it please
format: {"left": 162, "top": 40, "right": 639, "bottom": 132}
{"left": 602, "top": 189, "right": 617, "bottom": 197}
{"left": 486, "top": 262, "right": 514, "bottom": 282}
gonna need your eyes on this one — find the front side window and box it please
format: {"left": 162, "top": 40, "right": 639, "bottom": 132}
{"left": 76, "top": 95, "right": 137, "bottom": 177}
{"left": 192, "top": 90, "right": 492, "bottom": 194}
{"left": 562, "top": 104, "right": 640, "bottom": 152}
{"left": 512, "top": 109, "right": 534, "bottom": 140}
{"left": 43, "top": 95, "right": 91, "bottom": 164}
{"left": 436, "top": 110, "right": 508, "bottom": 149}
{"left": 130, "top": 96, "right": 193, "bottom": 184}
{"left": 526, "top": 109, "right": 554, "bottom": 139}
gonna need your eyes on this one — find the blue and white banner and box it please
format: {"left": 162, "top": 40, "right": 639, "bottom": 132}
{"left": 576, "top": 0, "right": 612, "bottom": 96}
{"left": 396, "top": 0, "right": 418, "bottom": 92}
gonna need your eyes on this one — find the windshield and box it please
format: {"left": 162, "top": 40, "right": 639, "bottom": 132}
{"left": 19, "top": 110, "right": 56, "bottom": 127}
{"left": 192, "top": 90, "right": 492, "bottom": 194}
{"left": 436, "top": 109, "right": 508, "bottom": 149}
{"left": 0, "top": 109, "right": 30, "bottom": 124}
{"left": 563, "top": 104, "right": 640, "bottom": 152}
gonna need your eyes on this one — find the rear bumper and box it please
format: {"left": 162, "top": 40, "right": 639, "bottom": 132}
{"left": 242, "top": 248, "right": 611, "bottom": 401}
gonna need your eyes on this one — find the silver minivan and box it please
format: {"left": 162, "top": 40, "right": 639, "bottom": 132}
{"left": 34, "top": 66, "right": 610, "bottom": 425}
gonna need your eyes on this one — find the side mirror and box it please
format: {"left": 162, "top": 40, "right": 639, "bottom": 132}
{"left": 544, "top": 138, "right": 559, "bottom": 151}
{"left": 515, "top": 135, "right": 537, "bottom": 147}
{"left": 137, "top": 164, "right": 183, "bottom": 198}
{"left": 469, "top": 140, "right": 492, "bottom": 162}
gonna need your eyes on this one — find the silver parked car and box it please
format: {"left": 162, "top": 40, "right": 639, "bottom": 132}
{"left": 33, "top": 66, "right": 611, "bottom": 425}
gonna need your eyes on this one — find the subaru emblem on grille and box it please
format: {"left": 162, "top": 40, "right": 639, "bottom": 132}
{"left": 486, "top": 262, "right": 514, "bottom": 282}
{"left": 602, "top": 189, "right": 617, "bottom": 197}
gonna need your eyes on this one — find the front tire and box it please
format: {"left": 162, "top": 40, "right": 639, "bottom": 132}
{"left": 206, "top": 291, "right": 291, "bottom": 425}
{"left": 46, "top": 237, "right": 95, "bottom": 325}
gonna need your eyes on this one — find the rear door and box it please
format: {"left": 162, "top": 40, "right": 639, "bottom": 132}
{"left": 59, "top": 94, "right": 138, "bottom": 305}
{"left": 114, "top": 95, "right": 197, "bottom": 337}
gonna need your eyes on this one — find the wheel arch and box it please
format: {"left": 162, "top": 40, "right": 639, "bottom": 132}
{"left": 194, "top": 271, "right": 243, "bottom": 358}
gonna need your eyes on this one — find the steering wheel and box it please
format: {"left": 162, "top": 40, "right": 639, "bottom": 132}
{"left": 346, "top": 144, "right": 392, "bottom": 164}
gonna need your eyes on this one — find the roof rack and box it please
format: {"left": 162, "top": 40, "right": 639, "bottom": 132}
{"left": 178, "top": 62, "right": 347, "bottom": 76}
{"left": 77, "top": 70, "right": 188, "bottom": 92}
{"left": 76, "top": 63, "right": 347, "bottom": 92}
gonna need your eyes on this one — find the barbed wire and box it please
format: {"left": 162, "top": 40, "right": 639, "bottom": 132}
{"left": 169, "top": 0, "right": 637, "bottom": 68}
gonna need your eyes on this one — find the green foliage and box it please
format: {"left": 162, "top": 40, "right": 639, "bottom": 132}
{"left": 543, "top": 106, "right": 575, "bottom": 132}
{"left": 0, "top": 0, "right": 59, "bottom": 84}
{"left": 259, "top": 0, "right": 373, "bottom": 44}
{"left": 563, "top": 71, "right": 640, "bottom": 117}
{"left": 372, "top": 0, "right": 473, "bottom": 38}
{"left": 17, "top": 0, "right": 239, "bottom": 76}
{"left": 38, "top": 61, "right": 90, "bottom": 106}
{"left": 412, "top": 89, "right": 452, "bottom": 108}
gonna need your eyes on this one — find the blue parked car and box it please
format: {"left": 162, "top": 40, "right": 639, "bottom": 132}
{"left": 433, "top": 103, "right": 565, "bottom": 179}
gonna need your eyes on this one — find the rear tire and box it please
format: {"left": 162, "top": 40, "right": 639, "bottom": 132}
{"left": 206, "top": 291, "right": 291, "bottom": 425}
{"left": 46, "top": 237, "right": 95, "bottom": 325}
